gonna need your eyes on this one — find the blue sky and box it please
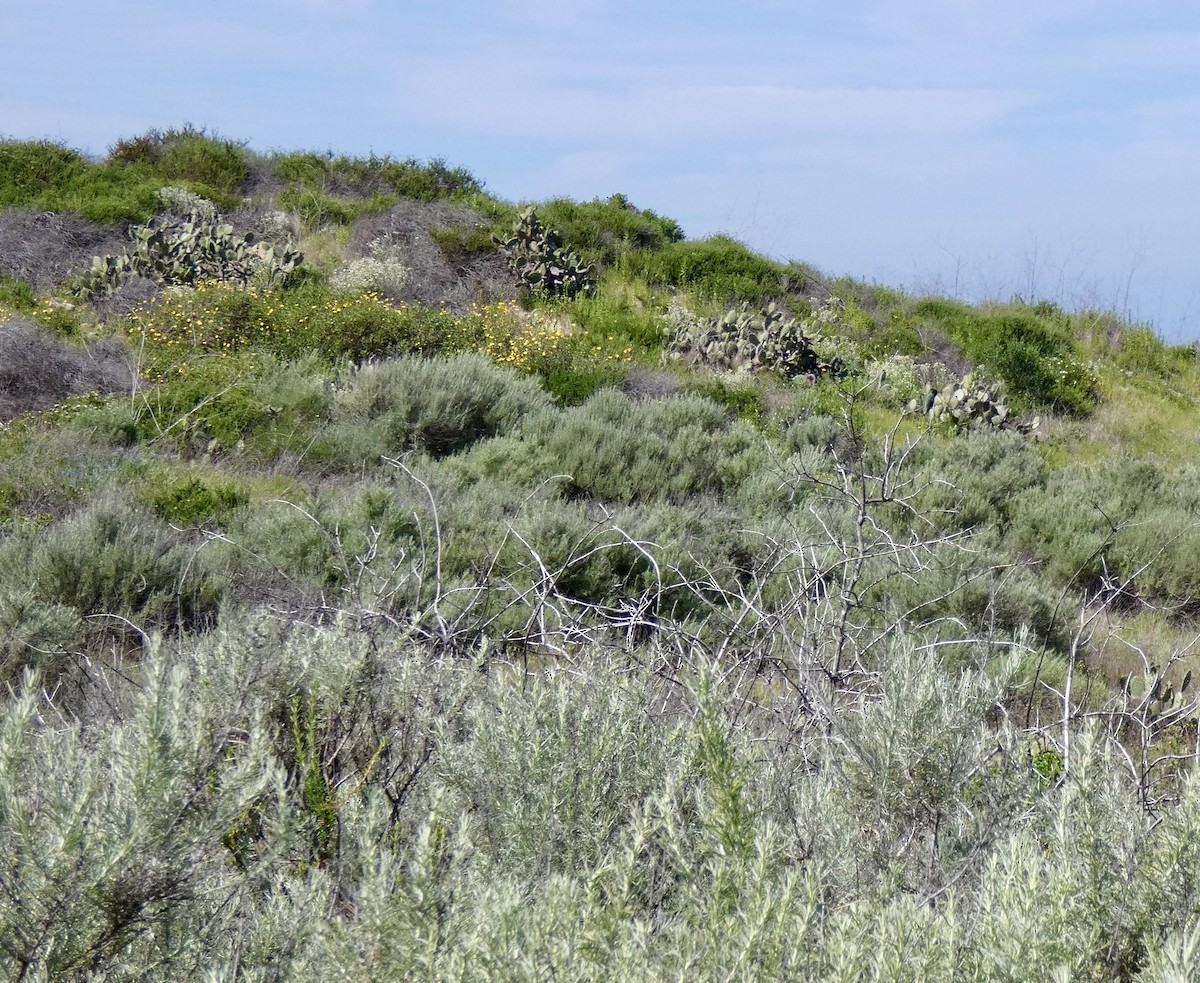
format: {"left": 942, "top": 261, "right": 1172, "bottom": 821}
{"left": 3, "top": 1, "right": 1199, "bottom": 337}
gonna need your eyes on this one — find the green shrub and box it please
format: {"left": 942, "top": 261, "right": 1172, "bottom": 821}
{"left": 0, "top": 421, "right": 126, "bottom": 521}
{"left": 377, "top": 156, "right": 483, "bottom": 200}
{"left": 1116, "top": 325, "right": 1196, "bottom": 379}
{"left": 443, "top": 388, "right": 766, "bottom": 505}
{"left": 107, "top": 125, "right": 249, "bottom": 194}
{"left": 623, "top": 235, "right": 802, "bottom": 303}
{"left": 29, "top": 301, "right": 85, "bottom": 340}
{"left": 0, "top": 131, "right": 248, "bottom": 223}
{"left": 318, "top": 352, "right": 551, "bottom": 464}
{"left": 125, "top": 286, "right": 632, "bottom": 427}
{"left": 535, "top": 357, "right": 628, "bottom": 405}
{"left": 428, "top": 221, "right": 501, "bottom": 262}
{"left": 858, "top": 314, "right": 925, "bottom": 359}
{"left": 133, "top": 353, "right": 274, "bottom": 450}
{"left": 126, "top": 282, "right": 481, "bottom": 369}
{"left": 64, "top": 397, "right": 140, "bottom": 447}
{"left": 918, "top": 302, "right": 1100, "bottom": 412}
{"left": 232, "top": 354, "right": 334, "bottom": 462}
{"left": 536, "top": 194, "right": 684, "bottom": 266}
{"left": 878, "top": 542, "right": 1065, "bottom": 649}
{"left": 570, "top": 286, "right": 666, "bottom": 350}
{"left": 0, "top": 140, "right": 85, "bottom": 204}
{"left": 0, "top": 273, "right": 36, "bottom": 312}
{"left": 276, "top": 184, "right": 369, "bottom": 228}
{"left": 50, "top": 165, "right": 166, "bottom": 223}
{"left": 11, "top": 500, "right": 224, "bottom": 630}
{"left": 154, "top": 131, "right": 248, "bottom": 193}
{"left": 273, "top": 151, "right": 481, "bottom": 203}
{"left": 690, "top": 376, "right": 766, "bottom": 422}
{"left": 1109, "top": 508, "right": 1200, "bottom": 611}
{"left": 143, "top": 471, "right": 249, "bottom": 526}
{"left": 224, "top": 496, "right": 337, "bottom": 593}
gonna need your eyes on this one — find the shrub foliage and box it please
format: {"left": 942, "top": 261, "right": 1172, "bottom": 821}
{"left": 5, "top": 126, "right": 1200, "bottom": 980}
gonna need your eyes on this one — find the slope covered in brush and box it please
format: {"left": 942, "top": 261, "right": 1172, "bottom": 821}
{"left": 1, "top": 127, "right": 1200, "bottom": 980}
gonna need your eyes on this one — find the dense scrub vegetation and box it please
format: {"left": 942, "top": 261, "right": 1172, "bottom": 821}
{"left": 2, "top": 126, "right": 1200, "bottom": 980}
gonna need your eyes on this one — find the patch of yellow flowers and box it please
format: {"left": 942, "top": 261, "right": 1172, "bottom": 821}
{"left": 126, "top": 283, "right": 633, "bottom": 378}
{"left": 469, "top": 301, "right": 566, "bottom": 370}
{"left": 465, "top": 301, "right": 633, "bottom": 370}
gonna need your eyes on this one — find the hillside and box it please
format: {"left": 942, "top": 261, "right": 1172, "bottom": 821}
{"left": 2, "top": 126, "right": 1200, "bottom": 980}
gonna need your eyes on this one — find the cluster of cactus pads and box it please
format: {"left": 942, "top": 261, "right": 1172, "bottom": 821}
{"left": 1121, "top": 665, "right": 1195, "bottom": 722}
{"left": 495, "top": 207, "right": 593, "bottom": 299}
{"left": 76, "top": 207, "right": 303, "bottom": 299}
{"left": 665, "top": 302, "right": 842, "bottom": 380}
{"left": 910, "top": 370, "right": 1038, "bottom": 433}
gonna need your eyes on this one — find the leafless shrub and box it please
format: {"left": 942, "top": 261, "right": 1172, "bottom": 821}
{"left": 225, "top": 200, "right": 302, "bottom": 245}
{"left": 0, "top": 208, "right": 127, "bottom": 291}
{"left": 87, "top": 274, "right": 162, "bottom": 322}
{"left": 348, "top": 201, "right": 514, "bottom": 311}
{"left": 622, "top": 367, "right": 681, "bottom": 402}
{"left": 237, "top": 150, "right": 286, "bottom": 199}
{"left": 917, "top": 322, "right": 972, "bottom": 377}
{"left": 0, "top": 317, "right": 134, "bottom": 420}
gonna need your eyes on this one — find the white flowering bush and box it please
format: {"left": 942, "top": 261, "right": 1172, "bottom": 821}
{"left": 154, "top": 185, "right": 217, "bottom": 221}
{"left": 864, "top": 353, "right": 957, "bottom": 405}
{"left": 662, "top": 298, "right": 703, "bottom": 337}
{"left": 330, "top": 235, "right": 411, "bottom": 295}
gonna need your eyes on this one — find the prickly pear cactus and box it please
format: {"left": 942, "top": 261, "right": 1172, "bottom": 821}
{"left": 664, "top": 301, "right": 842, "bottom": 380}
{"left": 909, "top": 370, "right": 1037, "bottom": 433}
{"left": 1121, "top": 665, "right": 1195, "bottom": 722}
{"left": 494, "top": 207, "right": 593, "bottom": 299}
{"left": 75, "top": 201, "right": 303, "bottom": 299}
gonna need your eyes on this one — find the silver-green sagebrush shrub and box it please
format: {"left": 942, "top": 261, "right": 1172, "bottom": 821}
{"left": 0, "top": 587, "right": 81, "bottom": 686}
{"left": 965, "top": 727, "right": 1147, "bottom": 981}
{"left": 326, "top": 351, "right": 552, "bottom": 459}
{"left": 824, "top": 644, "right": 1019, "bottom": 898}
{"left": 431, "top": 386, "right": 767, "bottom": 505}
{"left": 0, "top": 661, "right": 285, "bottom": 980}
{"left": 20, "top": 499, "right": 224, "bottom": 629}
{"left": 6, "top": 614, "right": 1200, "bottom": 979}
{"left": 435, "top": 665, "right": 690, "bottom": 876}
